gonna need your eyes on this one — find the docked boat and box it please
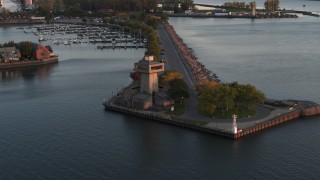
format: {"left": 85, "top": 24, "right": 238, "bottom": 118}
{"left": 39, "top": 35, "right": 45, "bottom": 41}
{"left": 53, "top": 40, "right": 60, "bottom": 45}
{"left": 63, "top": 40, "right": 71, "bottom": 45}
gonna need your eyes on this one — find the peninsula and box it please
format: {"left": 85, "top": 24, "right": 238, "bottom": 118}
{"left": 0, "top": 41, "right": 58, "bottom": 70}
{"left": 103, "top": 20, "right": 320, "bottom": 139}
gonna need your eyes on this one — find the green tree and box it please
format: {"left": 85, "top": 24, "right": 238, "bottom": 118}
{"left": 180, "top": 0, "right": 193, "bottom": 11}
{"left": 146, "top": 15, "right": 158, "bottom": 29}
{"left": 264, "top": 0, "right": 280, "bottom": 11}
{"left": 198, "top": 87, "right": 218, "bottom": 115}
{"left": 169, "top": 79, "right": 189, "bottom": 100}
{"left": 197, "top": 82, "right": 265, "bottom": 116}
{"left": 160, "top": 12, "right": 168, "bottom": 22}
{"left": 54, "top": 0, "right": 64, "bottom": 11}
{"left": 0, "top": 8, "right": 10, "bottom": 18}
{"left": 196, "top": 81, "right": 219, "bottom": 95}
{"left": 162, "top": 70, "right": 183, "bottom": 82}
{"left": 3, "top": 41, "right": 16, "bottom": 47}
{"left": 18, "top": 41, "right": 33, "bottom": 59}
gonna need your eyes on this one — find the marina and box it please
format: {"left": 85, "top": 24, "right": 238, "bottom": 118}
{"left": 17, "top": 24, "right": 148, "bottom": 49}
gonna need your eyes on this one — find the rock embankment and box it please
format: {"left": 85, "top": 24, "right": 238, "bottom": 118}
{"left": 163, "top": 23, "right": 220, "bottom": 84}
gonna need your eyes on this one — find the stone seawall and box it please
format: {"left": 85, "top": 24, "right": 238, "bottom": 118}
{"left": 104, "top": 101, "right": 320, "bottom": 139}
{"left": 301, "top": 106, "right": 320, "bottom": 117}
{"left": 236, "top": 110, "right": 301, "bottom": 139}
{"left": 163, "top": 22, "right": 220, "bottom": 84}
{"left": 104, "top": 102, "right": 235, "bottom": 139}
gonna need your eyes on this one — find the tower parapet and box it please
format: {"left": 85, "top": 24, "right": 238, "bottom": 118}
{"left": 134, "top": 56, "right": 164, "bottom": 94}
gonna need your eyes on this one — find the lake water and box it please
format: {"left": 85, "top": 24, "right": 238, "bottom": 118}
{"left": 196, "top": 0, "right": 320, "bottom": 12}
{"left": 1, "top": 14, "right": 320, "bottom": 180}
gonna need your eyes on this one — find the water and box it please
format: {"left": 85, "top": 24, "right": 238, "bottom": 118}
{"left": 1, "top": 16, "right": 320, "bottom": 179}
{"left": 196, "top": 0, "right": 320, "bottom": 12}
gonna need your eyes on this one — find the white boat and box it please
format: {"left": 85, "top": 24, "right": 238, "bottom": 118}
{"left": 39, "top": 35, "right": 45, "bottom": 41}
{"left": 53, "top": 40, "right": 60, "bottom": 45}
{"left": 63, "top": 40, "right": 71, "bottom": 45}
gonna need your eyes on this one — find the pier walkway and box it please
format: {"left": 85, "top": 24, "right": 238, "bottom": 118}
{"left": 157, "top": 24, "right": 200, "bottom": 122}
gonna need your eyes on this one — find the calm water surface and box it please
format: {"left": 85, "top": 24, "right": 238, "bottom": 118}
{"left": 1, "top": 16, "right": 320, "bottom": 179}
{"left": 196, "top": 0, "right": 320, "bottom": 12}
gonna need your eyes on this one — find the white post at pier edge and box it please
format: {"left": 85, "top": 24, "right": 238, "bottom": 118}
{"left": 232, "top": 114, "right": 238, "bottom": 134}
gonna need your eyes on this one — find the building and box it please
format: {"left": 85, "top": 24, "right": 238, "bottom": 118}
{"left": 134, "top": 56, "right": 164, "bottom": 94}
{"left": 0, "top": 47, "right": 21, "bottom": 62}
{"left": 154, "top": 91, "right": 173, "bottom": 107}
{"left": 132, "top": 93, "right": 153, "bottom": 110}
{"left": 30, "top": 16, "right": 45, "bottom": 23}
{"left": 117, "top": 55, "right": 173, "bottom": 110}
{"left": 34, "top": 44, "right": 51, "bottom": 60}
{"left": 130, "top": 56, "right": 165, "bottom": 110}
{"left": 25, "top": 0, "right": 32, "bottom": 6}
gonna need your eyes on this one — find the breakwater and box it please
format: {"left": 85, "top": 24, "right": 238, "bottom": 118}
{"left": 163, "top": 22, "right": 220, "bottom": 84}
{"left": 104, "top": 100, "right": 320, "bottom": 139}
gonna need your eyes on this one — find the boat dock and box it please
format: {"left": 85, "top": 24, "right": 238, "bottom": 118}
{"left": 97, "top": 44, "right": 147, "bottom": 50}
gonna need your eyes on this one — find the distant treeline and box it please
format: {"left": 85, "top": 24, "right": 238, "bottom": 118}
{"left": 61, "top": 0, "right": 193, "bottom": 12}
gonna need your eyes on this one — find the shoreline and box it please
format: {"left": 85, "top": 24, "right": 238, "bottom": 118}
{"left": 168, "top": 14, "right": 299, "bottom": 19}
{"left": 0, "top": 56, "right": 58, "bottom": 70}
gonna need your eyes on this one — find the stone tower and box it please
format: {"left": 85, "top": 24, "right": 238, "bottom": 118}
{"left": 134, "top": 56, "right": 164, "bottom": 94}
{"left": 251, "top": 1, "right": 257, "bottom": 16}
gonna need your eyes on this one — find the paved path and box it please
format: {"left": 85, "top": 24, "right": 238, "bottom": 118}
{"left": 157, "top": 25, "right": 200, "bottom": 120}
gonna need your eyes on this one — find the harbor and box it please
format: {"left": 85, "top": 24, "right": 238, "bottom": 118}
{"left": 1, "top": 0, "right": 320, "bottom": 178}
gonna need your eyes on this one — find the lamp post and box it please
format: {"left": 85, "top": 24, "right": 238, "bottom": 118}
{"left": 170, "top": 106, "right": 174, "bottom": 119}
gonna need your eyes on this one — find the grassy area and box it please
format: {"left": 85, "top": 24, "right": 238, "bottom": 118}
{"left": 166, "top": 102, "right": 186, "bottom": 116}
{"left": 212, "top": 108, "right": 256, "bottom": 119}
